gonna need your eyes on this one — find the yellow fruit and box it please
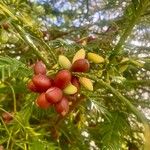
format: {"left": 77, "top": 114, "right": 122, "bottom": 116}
{"left": 63, "top": 83, "right": 77, "bottom": 95}
{"left": 79, "top": 77, "right": 93, "bottom": 91}
{"left": 120, "top": 57, "right": 129, "bottom": 64}
{"left": 72, "top": 49, "right": 86, "bottom": 63}
{"left": 87, "top": 52, "right": 104, "bottom": 63}
{"left": 58, "top": 55, "right": 72, "bottom": 69}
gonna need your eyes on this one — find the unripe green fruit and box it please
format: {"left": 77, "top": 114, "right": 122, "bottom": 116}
{"left": 63, "top": 83, "right": 77, "bottom": 95}
{"left": 72, "top": 49, "right": 85, "bottom": 63}
{"left": 79, "top": 77, "right": 93, "bottom": 91}
{"left": 58, "top": 55, "right": 72, "bottom": 69}
{"left": 87, "top": 52, "right": 104, "bottom": 63}
{"left": 0, "top": 30, "right": 9, "bottom": 43}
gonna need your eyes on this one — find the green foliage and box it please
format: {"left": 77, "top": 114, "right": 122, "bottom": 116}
{"left": 100, "top": 112, "right": 129, "bottom": 150}
{"left": 0, "top": 56, "right": 32, "bottom": 80}
{"left": 0, "top": 0, "right": 150, "bottom": 150}
{"left": 29, "top": 139, "right": 59, "bottom": 150}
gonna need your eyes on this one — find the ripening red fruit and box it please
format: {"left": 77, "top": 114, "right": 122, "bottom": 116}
{"left": 55, "top": 97, "right": 69, "bottom": 116}
{"left": 2, "top": 23, "right": 9, "bottom": 30}
{"left": 45, "top": 87, "right": 63, "bottom": 104}
{"left": 27, "top": 80, "right": 37, "bottom": 92}
{"left": 54, "top": 70, "right": 71, "bottom": 89}
{"left": 34, "top": 61, "right": 46, "bottom": 75}
{"left": 32, "top": 74, "right": 51, "bottom": 92}
{"left": 49, "top": 78, "right": 55, "bottom": 86}
{"left": 2, "top": 112, "right": 13, "bottom": 123}
{"left": 36, "top": 93, "right": 51, "bottom": 109}
{"left": 71, "top": 59, "right": 90, "bottom": 72}
{"left": 71, "top": 76, "right": 80, "bottom": 90}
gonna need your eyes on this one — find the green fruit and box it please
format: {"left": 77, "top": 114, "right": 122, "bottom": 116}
{"left": 120, "top": 57, "right": 129, "bottom": 64}
{"left": 79, "top": 77, "right": 93, "bottom": 91}
{"left": 0, "top": 30, "right": 9, "bottom": 43}
{"left": 58, "top": 55, "right": 72, "bottom": 69}
{"left": 72, "top": 49, "right": 85, "bottom": 63}
{"left": 87, "top": 52, "right": 104, "bottom": 63}
{"left": 63, "top": 83, "right": 77, "bottom": 95}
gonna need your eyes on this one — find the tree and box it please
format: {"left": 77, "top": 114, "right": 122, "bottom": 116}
{"left": 0, "top": 0, "right": 150, "bottom": 149}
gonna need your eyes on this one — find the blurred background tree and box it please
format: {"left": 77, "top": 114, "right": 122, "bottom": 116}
{"left": 0, "top": 0, "right": 150, "bottom": 149}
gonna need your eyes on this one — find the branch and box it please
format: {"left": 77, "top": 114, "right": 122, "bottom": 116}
{"left": 125, "top": 80, "right": 150, "bottom": 86}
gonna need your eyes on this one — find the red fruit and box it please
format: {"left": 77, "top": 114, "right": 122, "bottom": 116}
{"left": 34, "top": 61, "right": 46, "bottom": 75}
{"left": 2, "top": 112, "right": 13, "bottom": 123}
{"left": 45, "top": 87, "right": 63, "bottom": 104}
{"left": 2, "top": 23, "right": 9, "bottom": 30}
{"left": 71, "top": 59, "right": 90, "bottom": 72}
{"left": 27, "top": 80, "right": 37, "bottom": 92}
{"left": 32, "top": 74, "right": 51, "bottom": 92}
{"left": 54, "top": 70, "right": 71, "bottom": 89}
{"left": 71, "top": 76, "right": 80, "bottom": 90}
{"left": 36, "top": 93, "right": 51, "bottom": 109}
{"left": 55, "top": 97, "right": 69, "bottom": 116}
{"left": 49, "top": 78, "right": 55, "bottom": 86}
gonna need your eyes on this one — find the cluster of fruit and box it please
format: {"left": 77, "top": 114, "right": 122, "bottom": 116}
{"left": 27, "top": 49, "right": 104, "bottom": 116}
